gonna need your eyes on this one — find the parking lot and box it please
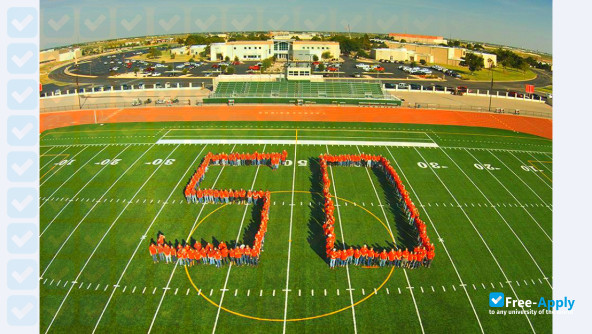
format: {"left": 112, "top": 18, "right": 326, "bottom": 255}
{"left": 43, "top": 49, "right": 552, "bottom": 99}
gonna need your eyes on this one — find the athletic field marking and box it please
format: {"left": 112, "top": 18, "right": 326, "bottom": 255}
{"left": 40, "top": 146, "right": 89, "bottom": 185}
{"left": 213, "top": 144, "right": 267, "bottom": 334}
{"left": 40, "top": 144, "right": 154, "bottom": 277}
{"left": 326, "top": 145, "right": 358, "bottom": 334}
{"left": 148, "top": 144, "right": 238, "bottom": 333}
{"left": 412, "top": 146, "right": 536, "bottom": 333}
{"left": 505, "top": 152, "right": 552, "bottom": 190}
{"left": 40, "top": 145, "right": 71, "bottom": 170}
{"left": 40, "top": 146, "right": 104, "bottom": 207}
{"left": 464, "top": 149, "right": 552, "bottom": 242}
{"left": 41, "top": 145, "right": 119, "bottom": 236}
{"left": 355, "top": 145, "right": 424, "bottom": 334}
{"left": 44, "top": 145, "right": 181, "bottom": 334}
{"left": 39, "top": 142, "right": 552, "bottom": 155}
{"left": 156, "top": 139, "right": 439, "bottom": 147}
{"left": 282, "top": 131, "right": 298, "bottom": 334}
{"left": 434, "top": 143, "right": 552, "bottom": 288}
{"left": 92, "top": 144, "right": 207, "bottom": 333}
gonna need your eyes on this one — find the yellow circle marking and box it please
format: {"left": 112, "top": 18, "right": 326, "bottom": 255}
{"left": 184, "top": 190, "right": 396, "bottom": 322}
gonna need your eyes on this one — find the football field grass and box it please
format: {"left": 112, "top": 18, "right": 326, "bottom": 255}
{"left": 39, "top": 121, "right": 553, "bottom": 333}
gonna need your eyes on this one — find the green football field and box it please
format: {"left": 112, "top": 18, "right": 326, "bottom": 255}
{"left": 39, "top": 121, "right": 552, "bottom": 333}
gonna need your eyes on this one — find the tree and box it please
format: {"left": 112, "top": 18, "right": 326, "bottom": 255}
{"left": 311, "top": 36, "right": 322, "bottom": 41}
{"left": 519, "top": 61, "right": 530, "bottom": 73}
{"left": 182, "top": 68, "right": 188, "bottom": 75}
{"left": 261, "top": 57, "right": 273, "bottom": 71}
{"left": 224, "top": 56, "right": 230, "bottom": 62}
{"left": 170, "top": 53, "right": 176, "bottom": 59}
{"left": 463, "top": 53, "right": 485, "bottom": 73}
{"left": 148, "top": 47, "right": 162, "bottom": 59}
{"left": 234, "top": 56, "right": 239, "bottom": 62}
{"left": 419, "top": 59, "right": 426, "bottom": 65}
{"left": 317, "top": 63, "right": 325, "bottom": 71}
{"left": 312, "top": 55, "right": 319, "bottom": 62}
{"left": 321, "top": 51, "right": 332, "bottom": 60}
{"left": 167, "top": 64, "right": 173, "bottom": 71}
{"left": 357, "top": 50, "right": 370, "bottom": 59}
{"left": 133, "top": 67, "right": 139, "bottom": 77}
{"left": 410, "top": 60, "right": 417, "bottom": 67}
{"left": 400, "top": 39, "right": 406, "bottom": 43}
{"left": 226, "top": 66, "right": 236, "bottom": 74}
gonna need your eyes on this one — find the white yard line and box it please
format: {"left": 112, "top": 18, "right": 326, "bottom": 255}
{"left": 156, "top": 139, "right": 439, "bottom": 147}
{"left": 147, "top": 144, "right": 237, "bottom": 333}
{"left": 40, "top": 145, "right": 71, "bottom": 170}
{"left": 212, "top": 144, "right": 266, "bottom": 334}
{"left": 528, "top": 152, "right": 553, "bottom": 174}
{"left": 355, "top": 146, "right": 425, "bottom": 334}
{"left": 44, "top": 145, "right": 180, "bottom": 334}
{"left": 281, "top": 137, "right": 298, "bottom": 333}
{"left": 91, "top": 144, "right": 208, "bottom": 333}
{"left": 430, "top": 144, "right": 552, "bottom": 289}
{"left": 464, "top": 149, "right": 552, "bottom": 242}
{"left": 506, "top": 151, "right": 553, "bottom": 190}
{"left": 40, "top": 146, "right": 91, "bottom": 186}
{"left": 385, "top": 146, "right": 483, "bottom": 333}
{"left": 40, "top": 144, "right": 153, "bottom": 276}
{"left": 488, "top": 151, "right": 552, "bottom": 210}
{"left": 413, "top": 147, "right": 537, "bottom": 333}
{"left": 40, "top": 144, "right": 123, "bottom": 236}
{"left": 40, "top": 146, "right": 101, "bottom": 207}
{"left": 325, "top": 145, "right": 358, "bottom": 334}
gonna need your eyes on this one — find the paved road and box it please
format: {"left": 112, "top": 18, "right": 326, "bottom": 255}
{"left": 43, "top": 50, "right": 552, "bottom": 97}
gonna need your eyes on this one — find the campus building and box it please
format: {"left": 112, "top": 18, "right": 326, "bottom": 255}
{"left": 170, "top": 45, "right": 207, "bottom": 56}
{"left": 210, "top": 40, "right": 340, "bottom": 61}
{"left": 388, "top": 33, "right": 447, "bottom": 45}
{"left": 39, "top": 48, "right": 82, "bottom": 63}
{"left": 372, "top": 42, "right": 497, "bottom": 68}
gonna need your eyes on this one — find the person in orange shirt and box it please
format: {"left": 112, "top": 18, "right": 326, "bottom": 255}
{"left": 379, "top": 250, "right": 388, "bottom": 267}
{"left": 197, "top": 188, "right": 204, "bottom": 204}
{"left": 200, "top": 247, "right": 207, "bottom": 265}
{"left": 185, "top": 186, "right": 191, "bottom": 203}
{"left": 214, "top": 249, "right": 222, "bottom": 267}
{"left": 426, "top": 249, "right": 435, "bottom": 268}
{"left": 220, "top": 247, "right": 229, "bottom": 265}
{"left": 163, "top": 243, "right": 172, "bottom": 264}
{"left": 149, "top": 242, "right": 158, "bottom": 263}
{"left": 395, "top": 249, "right": 403, "bottom": 267}
{"left": 157, "top": 243, "right": 165, "bottom": 262}
{"left": 229, "top": 248, "right": 236, "bottom": 265}
{"left": 329, "top": 249, "right": 337, "bottom": 268}
{"left": 171, "top": 244, "right": 177, "bottom": 263}
{"left": 339, "top": 249, "right": 348, "bottom": 267}
{"left": 353, "top": 248, "right": 362, "bottom": 266}
{"left": 346, "top": 247, "right": 354, "bottom": 265}
{"left": 235, "top": 246, "right": 243, "bottom": 265}
{"left": 157, "top": 233, "right": 165, "bottom": 246}
{"left": 402, "top": 249, "right": 410, "bottom": 268}
{"left": 387, "top": 249, "right": 396, "bottom": 266}
{"left": 281, "top": 150, "right": 288, "bottom": 164}
{"left": 213, "top": 189, "right": 220, "bottom": 203}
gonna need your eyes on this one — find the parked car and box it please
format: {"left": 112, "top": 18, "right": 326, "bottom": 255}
{"left": 212, "top": 64, "right": 220, "bottom": 69}
{"left": 508, "top": 91, "right": 524, "bottom": 98}
{"left": 351, "top": 72, "right": 361, "bottom": 78}
{"left": 410, "top": 83, "right": 422, "bottom": 90}
{"left": 248, "top": 65, "right": 260, "bottom": 70}
{"left": 131, "top": 98, "right": 142, "bottom": 106}
{"left": 155, "top": 82, "right": 162, "bottom": 89}
{"left": 397, "top": 83, "right": 409, "bottom": 89}
{"left": 384, "top": 83, "right": 396, "bottom": 89}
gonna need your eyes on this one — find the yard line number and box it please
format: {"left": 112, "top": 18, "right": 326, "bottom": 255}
{"left": 417, "top": 162, "right": 447, "bottom": 169}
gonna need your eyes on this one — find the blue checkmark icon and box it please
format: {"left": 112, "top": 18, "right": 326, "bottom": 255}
{"left": 489, "top": 292, "right": 505, "bottom": 307}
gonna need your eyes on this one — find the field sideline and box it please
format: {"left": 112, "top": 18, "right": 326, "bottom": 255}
{"left": 39, "top": 121, "right": 552, "bottom": 333}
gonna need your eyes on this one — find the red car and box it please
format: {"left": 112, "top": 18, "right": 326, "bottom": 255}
{"left": 248, "top": 65, "right": 260, "bottom": 70}
{"left": 211, "top": 64, "right": 220, "bottom": 68}
{"left": 327, "top": 67, "right": 338, "bottom": 72}
{"left": 374, "top": 66, "right": 385, "bottom": 71}
{"left": 232, "top": 61, "right": 241, "bottom": 65}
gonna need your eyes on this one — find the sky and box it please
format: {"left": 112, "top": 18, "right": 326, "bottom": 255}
{"left": 40, "top": 0, "right": 552, "bottom": 53}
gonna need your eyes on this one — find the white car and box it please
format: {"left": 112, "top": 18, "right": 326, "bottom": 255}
{"left": 151, "top": 72, "right": 162, "bottom": 77}
{"left": 176, "top": 64, "right": 185, "bottom": 69}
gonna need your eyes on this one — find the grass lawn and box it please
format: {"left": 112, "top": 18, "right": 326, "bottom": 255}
{"left": 536, "top": 86, "right": 553, "bottom": 94}
{"left": 435, "top": 63, "right": 537, "bottom": 82}
{"left": 40, "top": 121, "right": 552, "bottom": 333}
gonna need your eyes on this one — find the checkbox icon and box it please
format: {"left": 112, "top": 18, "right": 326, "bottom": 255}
{"left": 8, "top": 44, "right": 38, "bottom": 74}
{"left": 8, "top": 151, "right": 38, "bottom": 182}
{"left": 7, "top": 188, "right": 38, "bottom": 218}
{"left": 8, "top": 7, "right": 38, "bottom": 38}
{"left": 8, "top": 259, "right": 38, "bottom": 290}
{"left": 489, "top": 292, "right": 505, "bottom": 307}
{"left": 7, "top": 116, "right": 38, "bottom": 146}
{"left": 117, "top": 8, "right": 146, "bottom": 36}
{"left": 42, "top": 7, "right": 74, "bottom": 38}
{"left": 8, "top": 80, "right": 38, "bottom": 110}
{"left": 80, "top": 7, "right": 110, "bottom": 38}
{"left": 8, "top": 224, "right": 38, "bottom": 254}
{"left": 7, "top": 295, "right": 38, "bottom": 326}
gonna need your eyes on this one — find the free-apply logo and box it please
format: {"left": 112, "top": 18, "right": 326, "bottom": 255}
{"left": 489, "top": 292, "right": 575, "bottom": 311}
{"left": 489, "top": 292, "right": 504, "bottom": 307}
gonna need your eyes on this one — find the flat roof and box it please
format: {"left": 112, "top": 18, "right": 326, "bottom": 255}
{"left": 388, "top": 33, "right": 444, "bottom": 40}
{"left": 227, "top": 40, "right": 273, "bottom": 45}
{"left": 292, "top": 41, "right": 339, "bottom": 45}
